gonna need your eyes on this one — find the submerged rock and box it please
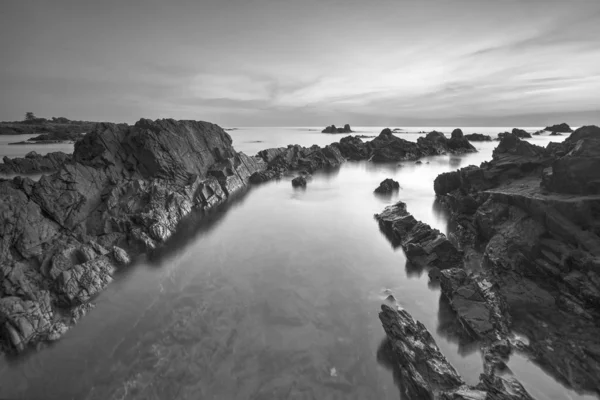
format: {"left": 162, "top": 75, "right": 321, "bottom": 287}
{"left": 374, "top": 178, "right": 400, "bottom": 194}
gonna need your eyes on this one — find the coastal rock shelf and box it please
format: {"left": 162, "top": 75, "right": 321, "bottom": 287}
{"left": 0, "top": 118, "right": 268, "bottom": 353}
{"left": 0, "top": 151, "right": 72, "bottom": 174}
{"left": 432, "top": 126, "right": 600, "bottom": 395}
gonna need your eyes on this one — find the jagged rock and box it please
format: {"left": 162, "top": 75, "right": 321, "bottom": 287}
{"left": 334, "top": 136, "right": 369, "bottom": 160}
{"left": 0, "top": 292, "right": 53, "bottom": 352}
{"left": 379, "top": 304, "right": 533, "bottom": 400}
{"left": 375, "top": 201, "right": 463, "bottom": 269}
{"left": 0, "top": 151, "right": 72, "bottom": 174}
{"left": 374, "top": 178, "right": 400, "bottom": 194}
{"left": 434, "top": 125, "right": 600, "bottom": 395}
{"left": 544, "top": 123, "right": 573, "bottom": 133}
{"left": 511, "top": 128, "right": 532, "bottom": 138}
{"left": 465, "top": 133, "right": 492, "bottom": 141}
{"left": 291, "top": 176, "right": 307, "bottom": 187}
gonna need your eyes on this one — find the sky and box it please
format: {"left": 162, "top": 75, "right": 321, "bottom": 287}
{"left": 1, "top": 0, "right": 599, "bottom": 126}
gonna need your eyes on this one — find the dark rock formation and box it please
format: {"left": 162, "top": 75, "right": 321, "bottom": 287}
{"left": 379, "top": 304, "right": 533, "bottom": 399}
{"left": 321, "top": 124, "right": 353, "bottom": 133}
{"left": 433, "top": 125, "right": 600, "bottom": 395}
{"left": 544, "top": 123, "right": 573, "bottom": 133}
{"left": 375, "top": 201, "right": 463, "bottom": 270}
{"left": 0, "top": 151, "right": 72, "bottom": 174}
{"left": 465, "top": 133, "right": 492, "bottom": 141}
{"left": 332, "top": 128, "right": 476, "bottom": 163}
{"left": 374, "top": 178, "right": 400, "bottom": 194}
{"left": 511, "top": 128, "right": 532, "bottom": 138}
{"left": 28, "top": 131, "right": 85, "bottom": 143}
{"left": 291, "top": 176, "right": 307, "bottom": 187}
{"left": 0, "top": 118, "right": 266, "bottom": 353}
{"left": 451, "top": 128, "right": 464, "bottom": 139}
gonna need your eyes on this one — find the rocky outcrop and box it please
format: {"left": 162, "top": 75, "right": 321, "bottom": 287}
{"left": 0, "top": 151, "right": 72, "bottom": 174}
{"left": 544, "top": 122, "right": 573, "bottom": 133}
{"left": 291, "top": 176, "right": 307, "bottom": 187}
{"left": 451, "top": 128, "right": 464, "bottom": 139}
{"left": 379, "top": 303, "right": 533, "bottom": 400}
{"left": 375, "top": 201, "right": 463, "bottom": 270}
{"left": 433, "top": 125, "right": 600, "bottom": 395}
{"left": 321, "top": 124, "right": 353, "bottom": 133}
{"left": 332, "top": 128, "right": 476, "bottom": 163}
{"left": 374, "top": 178, "right": 400, "bottom": 194}
{"left": 0, "top": 118, "right": 267, "bottom": 353}
{"left": 511, "top": 128, "right": 532, "bottom": 138}
{"left": 465, "top": 133, "right": 492, "bottom": 141}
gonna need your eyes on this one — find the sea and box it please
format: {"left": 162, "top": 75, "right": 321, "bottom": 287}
{"left": 0, "top": 127, "right": 596, "bottom": 400}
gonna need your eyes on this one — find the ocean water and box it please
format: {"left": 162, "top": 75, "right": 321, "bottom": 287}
{"left": 0, "top": 127, "right": 595, "bottom": 399}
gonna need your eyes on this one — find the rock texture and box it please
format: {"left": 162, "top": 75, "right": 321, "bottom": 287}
{"left": 375, "top": 201, "right": 463, "bottom": 270}
{"left": 374, "top": 178, "right": 400, "bottom": 194}
{"left": 465, "top": 133, "right": 492, "bottom": 142}
{"left": 0, "top": 118, "right": 267, "bottom": 353}
{"left": 379, "top": 303, "right": 533, "bottom": 400}
{"left": 544, "top": 123, "right": 573, "bottom": 133}
{"left": 0, "top": 151, "right": 72, "bottom": 174}
{"left": 332, "top": 128, "right": 476, "bottom": 162}
{"left": 321, "top": 124, "right": 353, "bottom": 133}
{"left": 433, "top": 126, "right": 600, "bottom": 395}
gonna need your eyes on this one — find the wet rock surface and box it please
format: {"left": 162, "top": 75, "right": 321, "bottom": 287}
{"left": 374, "top": 178, "right": 400, "bottom": 194}
{"left": 0, "top": 151, "right": 72, "bottom": 174}
{"left": 433, "top": 125, "right": 600, "bottom": 395}
{"left": 375, "top": 201, "right": 463, "bottom": 270}
{"left": 379, "top": 303, "right": 533, "bottom": 400}
{"left": 0, "top": 118, "right": 267, "bottom": 353}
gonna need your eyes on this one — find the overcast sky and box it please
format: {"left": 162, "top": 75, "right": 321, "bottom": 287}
{"left": 1, "top": 0, "right": 599, "bottom": 126}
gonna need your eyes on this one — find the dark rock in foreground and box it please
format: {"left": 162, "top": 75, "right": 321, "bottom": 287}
{"left": 374, "top": 178, "right": 400, "bottom": 194}
{"left": 322, "top": 124, "right": 353, "bottom": 134}
{"left": 465, "top": 133, "right": 492, "bottom": 141}
{"left": 544, "top": 122, "right": 573, "bottom": 133}
{"left": 434, "top": 125, "right": 600, "bottom": 395}
{"left": 375, "top": 201, "right": 463, "bottom": 270}
{"left": 0, "top": 118, "right": 266, "bottom": 353}
{"left": 379, "top": 304, "right": 533, "bottom": 399}
{"left": 0, "top": 151, "right": 72, "bottom": 174}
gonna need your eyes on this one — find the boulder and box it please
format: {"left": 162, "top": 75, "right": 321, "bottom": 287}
{"left": 511, "top": 128, "right": 532, "bottom": 138}
{"left": 291, "top": 176, "right": 307, "bottom": 187}
{"left": 544, "top": 123, "right": 573, "bottom": 133}
{"left": 451, "top": 128, "right": 464, "bottom": 139}
{"left": 374, "top": 178, "right": 400, "bottom": 194}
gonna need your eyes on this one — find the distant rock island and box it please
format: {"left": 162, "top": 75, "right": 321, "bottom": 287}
{"left": 544, "top": 122, "right": 573, "bottom": 133}
{"left": 0, "top": 113, "right": 97, "bottom": 144}
{"left": 321, "top": 124, "right": 353, "bottom": 133}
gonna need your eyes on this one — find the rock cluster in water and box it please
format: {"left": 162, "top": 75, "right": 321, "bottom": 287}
{"left": 0, "top": 119, "right": 267, "bottom": 353}
{"left": 430, "top": 126, "right": 600, "bottom": 395}
{"left": 464, "top": 133, "right": 492, "bottom": 141}
{"left": 321, "top": 124, "right": 353, "bottom": 133}
{"left": 544, "top": 122, "right": 573, "bottom": 133}
{"left": 374, "top": 178, "right": 400, "bottom": 194}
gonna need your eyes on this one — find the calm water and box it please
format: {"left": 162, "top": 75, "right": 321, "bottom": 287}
{"left": 0, "top": 127, "right": 595, "bottom": 399}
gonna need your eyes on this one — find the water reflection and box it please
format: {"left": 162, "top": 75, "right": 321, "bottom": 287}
{"left": 435, "top": 295, "right": 480, "bottom": 357}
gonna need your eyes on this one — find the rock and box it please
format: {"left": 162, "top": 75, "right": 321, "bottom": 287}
{"left": 511, "top": 128, "right": 532, "bottom": 138}
{"left": 112, "top": 246, "right": 130, "bottom": 265}
{"left": 374, "top": 178, "right": 400, "bottom": 194}
{"left": 434, "top": 124, "right": 600, "bottom": 394}
{"left": 375, "top": 201, "right": 463, "bottom": 270}
{"left": 379, "top": 304, "right": 533, "bottom": 399}
{"left": 321, "top": 124, "right": 352, "bottom": 133}
{"left": 451, "top": 128, "right": 464, "bottom": 139}
{"left": 415, "top": 160, "right": 422, "bottom": 164}
{"left": 544, "top": 122, "right": 573, "bottom": 133}
{"left": 464, "top": 133, "right": 492, "bottom": 142}
{"left": 0, "top": 151, "right": 72, "bottom": 174}
{"left": 291, "top": 176, "right": 307, "bottom": 187}
{"left": 426, "top": 130, "right": 447, "bottom": 142}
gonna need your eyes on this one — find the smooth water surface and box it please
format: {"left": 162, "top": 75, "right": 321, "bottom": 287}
{"left": 0, "top": 127, "right": 593, "bottom": 399}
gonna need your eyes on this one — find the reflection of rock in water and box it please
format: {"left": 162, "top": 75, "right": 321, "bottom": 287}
{"left": 449, "top": 156, "right": 462, "bottom": 168}
{"left": 436, "top": 294, "right": 480, "bottom": 357}
{"left": 376, "top": 338, "right": 405, "bottom": 394}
